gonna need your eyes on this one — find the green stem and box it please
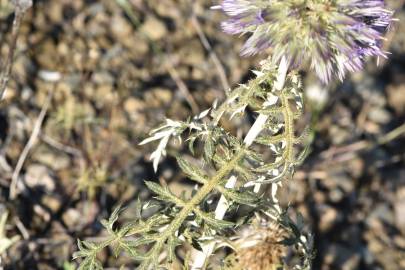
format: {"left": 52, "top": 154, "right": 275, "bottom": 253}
{"left": 143, "top": 148, "right": 246, "bottom": 266}
{"left": 280, "top": 92, "right": 295, "bottom": 162}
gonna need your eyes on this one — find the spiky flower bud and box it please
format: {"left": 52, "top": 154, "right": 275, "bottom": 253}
{"left": 215, "top": 0, "right": 393, "bottom": 83}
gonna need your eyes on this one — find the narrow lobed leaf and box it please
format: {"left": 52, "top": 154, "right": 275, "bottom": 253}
{"left": 177, "top": 156, "right": 208, "bottom": 184}
{"left": 144, "top": 181, "right": 180, "bottom": 204}
{"left": 193, "top": 209, "right": 234, "bottom": 231}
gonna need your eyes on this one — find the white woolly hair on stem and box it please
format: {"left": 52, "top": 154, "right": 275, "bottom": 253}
{"left": 191, "top": 57, "right": 289, "bottom": 269}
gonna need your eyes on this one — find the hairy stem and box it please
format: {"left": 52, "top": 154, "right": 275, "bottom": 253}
{"left": 141, "top": 148, "right": 246, "bottom": 268}
{"left": 192, "top": 57, "right": 289, "bottom": 269}
{"left": 191, "top": 115, "right": 269, "bottom": 269}
{"left": 280, "top": 92, "right": 295, "bottom": 162}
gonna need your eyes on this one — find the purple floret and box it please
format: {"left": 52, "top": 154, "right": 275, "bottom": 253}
{"left": 216, "top": 0, "right": 394, "bottom": 84}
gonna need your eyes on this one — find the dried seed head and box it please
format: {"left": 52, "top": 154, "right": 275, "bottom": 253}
{"left": 226, "top": 220, "right": 288, "bottom": 270}
{"left": 216, "top": 0, "right": 394, "bottom": 84}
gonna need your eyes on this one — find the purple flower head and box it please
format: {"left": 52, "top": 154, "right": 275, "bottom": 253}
{"left": 216, "top": 0, "right": 394, "bottom": 84}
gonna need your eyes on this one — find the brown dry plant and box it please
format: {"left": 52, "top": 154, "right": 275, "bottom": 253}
{"left": 225, "top": 220, "right": 288, "bottom": 270}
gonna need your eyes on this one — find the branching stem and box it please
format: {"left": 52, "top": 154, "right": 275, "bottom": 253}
{"left": 192, "top": 57, "right": 290, "bottom": 269}
{"left": 141, "top": 148, "right": 246, "bottom": 268}
{"left": 280, "top": 92, "right": 295, "bottom": 162}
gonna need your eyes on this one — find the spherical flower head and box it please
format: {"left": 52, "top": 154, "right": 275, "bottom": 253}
{"left": 216, "top": 0, "right": 394, "bottom": 84}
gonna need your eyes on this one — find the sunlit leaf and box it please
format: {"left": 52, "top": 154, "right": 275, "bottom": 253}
{"left": 177, "top": 157, "right": 208, "bottom": 184}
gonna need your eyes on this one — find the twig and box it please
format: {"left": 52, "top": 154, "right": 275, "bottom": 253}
{"left": 191, "top": 14, "right": 230, "bottom": 92}
{"left": 377, "top": 122, "right": 405, "bottom": 145}
{"left": 319, "top": 122, "right": 405, "bottom": 164}
{"left": 40, "top": 133, "right": 82, "bottom": 157}
{"left": 13, "top": 216, "right": 29, "bottom": 240}
{"left": 9, "top": 90, "right": 52, "bottom": 199}
{"left": 165, "top": 58, "right": 199, "bottom": 114}
{"left": 0, "top": 0, "right": 32, "bottom": 100}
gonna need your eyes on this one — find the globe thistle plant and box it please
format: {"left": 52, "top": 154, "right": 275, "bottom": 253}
{"left": 74, "top": 1, "right": 393, "bottom": 269}
{"left": 214, "top": 0, "right": 394, "bottom": 83}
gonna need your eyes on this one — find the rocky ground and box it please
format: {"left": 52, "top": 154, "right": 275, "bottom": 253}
{"left": 0, "top": 0, "right": 404, "bottom": 269}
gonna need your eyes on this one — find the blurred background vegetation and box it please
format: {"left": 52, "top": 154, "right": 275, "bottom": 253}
{"left": 0, "top": 0, "right": 404, "bottom": 269}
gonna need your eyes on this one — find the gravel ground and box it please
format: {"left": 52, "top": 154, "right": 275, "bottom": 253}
{"left": 0, "top": 0, "right": 404, "bottom": 269}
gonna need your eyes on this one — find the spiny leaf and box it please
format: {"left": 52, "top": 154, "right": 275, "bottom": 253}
{"left": 290, "top": 221, "right": 302, "bottom": 239}
{"left": 255, "top": 134, "right": 285, "bottom": 146}
{"left": 294, "top": 144, "right": 311, "bottom": 165}
{"left": 188, "top": 135, "right": 197, "bottom": 155}
{"left": 126, "top": 236, "right": 157, "bottom": 249}
{"left": 257, "top": 106, "right": 282, "bottom": 115}
{"left": 144, "top": 181, "right": 179, "bottom": 204}
{"left": 241, "top": 148, "right": 263, "bottom": 164}
{"left": 221, "top": 189, "right": 259, "bottom": 206}
{"left": 74, "top": 240, "right": 103, "bottom": 270}
{"left": 296, "top": 212, "right": 305, "bottom": 231}
{"left": 113, "top": 237, "right": 152, "bottom": 260}
{"left": 294, "top": 126, "right": 312, "bottom": 144}
{"left": 212, "top": 155, "right": 253, "bottom": 182}
{"left": 194, "top": 209, "right": 234, "bottom": 231}
{"left": 138, "top": 247, "right": 163, "bottom": 270}
{"left": 254, "top": 157, "right": 285, "bottom": 173}
{"left": 80, "top": 240, "right": 99, "bottom": 251}
{"left": 227, "top": 134, "right": 243, "bottom": 149}
{"left": 77, "top": 256, "right": 103, "bottom": 270}
{"left": 118, "top": 220, "right": 146, "bottom": 237}
{"left": 203, "top": 138, "right": 215, "bottom": 163}
{"left": 234, "top": 163, "right": 254, "bottom": 182}
{"left": 142, "top": 214, "right": 170, "bottom": 231}
{"left": 100, "top": 204, "right": 123, "bottom": 233}
{"left": 177, "top": 157, "right": 208, "bottom": 184}
{"left": 134, "top": 197, "right": 143, "bottom": 219}
{"left": 280, "top": 237, "right": 298, "bottom": 246}
{"left": 167, "top": 236, "right": 181, "bottom": 263}
{"left": 112, "top": 240, "right": 122, "bottom": 258}
{"left": 72, "top": 250, "right": 86, "bottom": 261}
{"left": 125, "top": 248, "right": 148, "bottom": 261}
{"left": 109, "top": 204, "right": 122, "bottom": 224}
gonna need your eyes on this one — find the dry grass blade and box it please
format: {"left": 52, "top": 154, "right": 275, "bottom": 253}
{"left": 165, "top": 57, "right": 200, "bottom": 115}
{"left": 191, "top": 13, "right": 230, "bottom": 93}
{"left": 9, "top": 90, "right": 52, "bottom": 199}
